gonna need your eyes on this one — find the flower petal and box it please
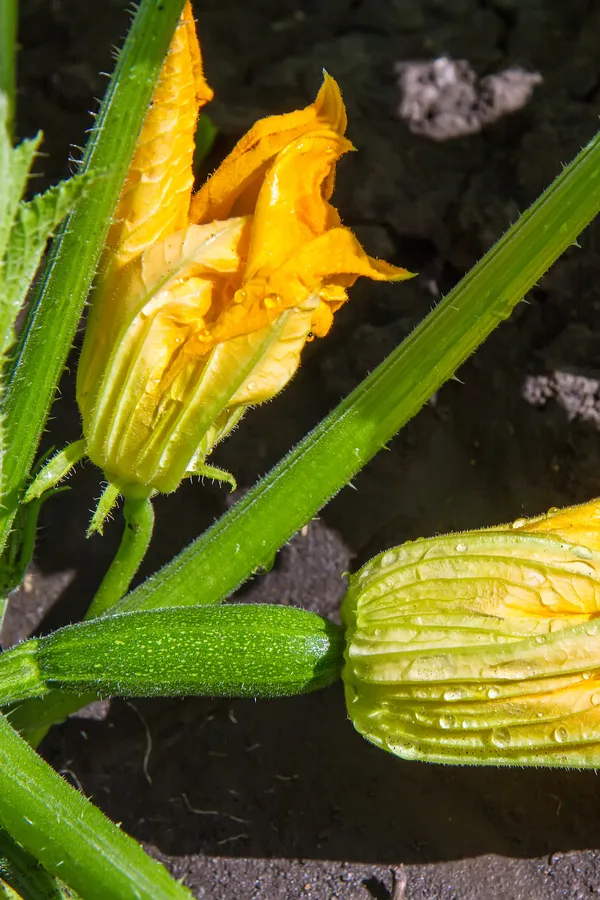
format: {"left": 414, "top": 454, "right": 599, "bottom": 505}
{"left": 189, "top": 73, "right": 347, "bottom": 224}
{"left": 342, "top": 526, "right": 600, "bottom": 767}
{"left": 512, "top": 499, "right": 600, "bottom": 554}
{"left": 107, "top": 0, "right": 214, "bottom": 267}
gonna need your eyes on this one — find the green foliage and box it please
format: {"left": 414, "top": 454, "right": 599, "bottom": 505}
{"left": 1, "top": 175, "right": 90, "bottom": 361}
{"left": 0, "top": 104, "right": 90, "bottom": 623}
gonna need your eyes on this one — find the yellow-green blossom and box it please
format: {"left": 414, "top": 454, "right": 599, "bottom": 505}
{"left": 75, "top": 1, "right": 411, "bottom": 500}
{"left": 342, "top": 499, "right": 600, "bottom": 767}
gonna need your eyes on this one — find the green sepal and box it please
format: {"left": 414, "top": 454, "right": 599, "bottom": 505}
{"left": 87, "top": 483, "right": 120, "bottom": 537}
{"left": 23, "top": 440, "right": 86, "bottom": 503}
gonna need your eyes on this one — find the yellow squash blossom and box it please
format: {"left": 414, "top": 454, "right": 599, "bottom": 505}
{"left": 342, "top": 498, "right": 600, "bottom": 767}
{"left": 72, "top": 1, "right": 410, "bottom": 501}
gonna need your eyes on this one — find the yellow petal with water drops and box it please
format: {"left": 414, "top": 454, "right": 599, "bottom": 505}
{"left": 107, "top": 0, "right": 214, "bottom": 269}
{"left": 510, "top": 498, "right": 600, "bottom": 555}
{"left": 189, "top": 73, "right": 347, "bottom": 224}
{"left": 342, "top": 500, "right": 600, "bottom": 767}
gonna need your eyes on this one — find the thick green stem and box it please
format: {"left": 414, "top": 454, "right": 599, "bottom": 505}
{"left": 0, "top": 0, "right": 186, "bottom": 556}
{"left": 0, "top": 824, "right": 78, "bottom": 900}
{"left": 114, "top": 129, "right": 600, "bottom": 614}
{"left": 0, "top": 0, "right": 17, "bottom": 135}
{"left": 86, "top": 497, "right": 155, "bottom": 618}
{"left": 0, "top": 713, "right": 192, "bottom": 900}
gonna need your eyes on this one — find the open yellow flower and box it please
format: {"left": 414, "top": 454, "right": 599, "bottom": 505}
{"left": 75, "top": 1, "right": 411, "bottom": 500}
{"left": 342, "top": 498, "right": 600, "bottom": 767}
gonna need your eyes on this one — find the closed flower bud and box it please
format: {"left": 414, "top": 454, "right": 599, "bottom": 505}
{"left": 76, "top": 1, "right": 411, "bottom": 499}
{"left": 342, "top": 499, "right": 600, "bottom": 767}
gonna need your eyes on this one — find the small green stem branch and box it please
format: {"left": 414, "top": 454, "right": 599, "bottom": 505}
{"left": 0, "top": 712, "right": 193, "bottom": 900}
{"left": 0, "top": 0, "right": 17, "bottom": 135}
{"left": 1, "top": 606, "right": 343, "bottom": 707}
{"left": 115, "top": 129, "right": 600, "bottom": 614}
{"left": 86, "top": 497, "right": 155, "bottom": 617}
{"left": 0, "top": 0, "right": 186, "bottom": 556}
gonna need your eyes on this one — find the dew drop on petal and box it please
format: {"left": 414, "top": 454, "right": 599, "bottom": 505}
{"left": 573, "top": 545, "right": 593, "bottom": 560}
{"left": 511, "top": 518, "right": 528, "bottom": 529}
{"left": 381, "top": 551, "right": 397, "bottom": 567}
{"left": 443, "top": 688, "right": 465, "bottom": 701}
{"left": 439, "top": 715, "right": 456, "bottom": 729}
{"left": 553, "top": 726, "right": 568, "bottom": 743}
{"left": 592, "top": 692, "right": 600, "bottom": 707}
{"left": 487, "top": 687, "right": 500, "bottom": 700}
{"left": 455, "top": 542, "right": 467, "bottom": 552}
{"left": 490, "top": 727, "right": 511, "bottom": 748}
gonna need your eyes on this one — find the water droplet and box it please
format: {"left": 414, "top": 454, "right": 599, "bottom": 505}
{"left": 585, "top": 621, "right": 600, "bottom": 636}
{"left": 573, "top": 544, "right": 593, "bottom": 560}
{"left": 380, "top": 551, "right": 397, "bottom": 567}
{"left": 439, "top": 715, "right": 456, "bottom": 729}
{"left": 386, "top": 737, "right": 418, "bottom": 759}
{"left": 525, "top": 570, "right": 545, "bottom": 587}
{"left": 547, "top": 507, "right": 560, "bottom": 516}
{"left": 455, "top": 542, "right": 467, "bottom": 552}
{"left": 487, "top": 687, "right": 500, "bottom": 700}
{"left": 443, "top": 688, "right": 465, "bottom": 701}
{"left": 591, "top": 692, "right": 600, "bottom": 707}
{"left": 583, "top": 671, "right": 592, "bottom": 679}
{"left": 511, "top": 517, "right": 528, "bottom": 529}
{"left": 553, "top": 726, "right": 568, "bottom": 743}
{"left": 490, "top": 728, "right": 511, "bottom": 748}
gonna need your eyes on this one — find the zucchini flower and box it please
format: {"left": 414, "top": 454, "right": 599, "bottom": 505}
{"left": 74, "top": 1, "right": 411, "bottom": 501}
{"left": 342, "top": 499, "right": 600, "bottom": 767}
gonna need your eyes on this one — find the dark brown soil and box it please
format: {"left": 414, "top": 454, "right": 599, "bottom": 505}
{"left": 4, "top": 0, "right": 600, "bottom": 897}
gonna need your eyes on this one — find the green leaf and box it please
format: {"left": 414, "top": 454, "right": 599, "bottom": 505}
{"left": 0, "top": 605, "right": 344, "bottom": 706}
{"left": 0, "top": 174, "right": 91, "bottom": 362}
{"left": 0, "top": 98, "right": 41, "bottom": 266}
{"left": 0, "top": 712, "right": 192, "bottom": 900}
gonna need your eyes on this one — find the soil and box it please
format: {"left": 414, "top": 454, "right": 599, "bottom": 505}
{"left": 4, "top": 0, "right": 600, "bottom": 897}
